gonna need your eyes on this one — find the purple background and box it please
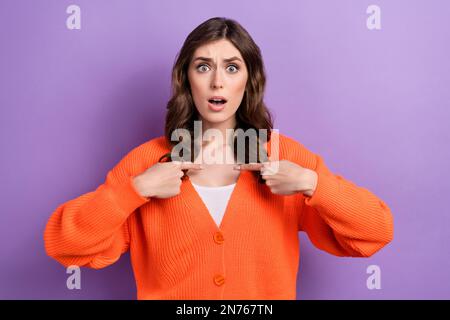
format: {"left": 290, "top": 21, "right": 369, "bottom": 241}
{"left": 1, "top": 0, "right": 449, "bottom": 299}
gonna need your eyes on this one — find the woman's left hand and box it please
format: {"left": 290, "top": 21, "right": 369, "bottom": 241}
{"left": 234, "top": 160, "right": 318, "bottom": 196}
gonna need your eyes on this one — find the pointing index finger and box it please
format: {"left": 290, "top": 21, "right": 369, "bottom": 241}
{"left": 178, "top": 161, "right": 204, "bottom": 170}
{"left": 233, "top": 163, "right": 267, "bottom": 171}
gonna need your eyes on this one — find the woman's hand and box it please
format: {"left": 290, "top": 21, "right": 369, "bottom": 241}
{"left": 132, "top": 161, "right": 204, "bottom": 199}
{"left": 234, "top": 160, "right": 318, "bottom": 196}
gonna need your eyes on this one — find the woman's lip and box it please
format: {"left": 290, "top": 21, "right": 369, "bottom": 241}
{"left": 208, "top": 101, "right": 226, "bottom": 111}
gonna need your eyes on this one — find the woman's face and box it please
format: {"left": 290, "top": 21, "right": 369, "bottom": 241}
{"left": 188, "top": 39, "right": 248, "bottom": 131}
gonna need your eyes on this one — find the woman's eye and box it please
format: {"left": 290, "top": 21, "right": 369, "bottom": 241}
{"left": 227, "top": 65, "right": 239, "bottom": 73}
{"left": 197, "top": 64, "right": 210, "bottom": 72}
{"left": 196, "top": 64, "right": 239, "bottom": 73}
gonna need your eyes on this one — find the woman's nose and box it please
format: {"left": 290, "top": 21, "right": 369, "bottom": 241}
{"left": 211, "top": 70, "right": 224, "bottom": 89}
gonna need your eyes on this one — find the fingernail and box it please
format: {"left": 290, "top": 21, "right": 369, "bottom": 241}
{"left": 233, "top": 165, "right": 240, "bottom": 170}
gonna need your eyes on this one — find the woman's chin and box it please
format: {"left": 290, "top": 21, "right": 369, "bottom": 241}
{"left": 203, "top": 116, "right": 230, "bottom": 125}
{"left": 195, "top": 108, "right": 237, "bottom": 128}
{"left": 199, "top": 113, "right": 231, "bottom": 123}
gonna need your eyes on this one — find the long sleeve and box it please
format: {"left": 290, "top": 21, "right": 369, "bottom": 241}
{"left": 43, "top": 148, "right": 150, "bottom": 269}
{"left": 298, "top": 153, "right": 394, "bottom": 257}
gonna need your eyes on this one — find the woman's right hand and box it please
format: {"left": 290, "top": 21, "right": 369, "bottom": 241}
{"left": 132, "top": 161, "right": 203, "bottom": 199}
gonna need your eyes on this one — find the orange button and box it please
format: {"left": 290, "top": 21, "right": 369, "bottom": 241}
{"left": 213, "top": 274, "right": 225, "bottom": 286}
{"left": 213, "top": 231, "right": 224, "bottom": 244}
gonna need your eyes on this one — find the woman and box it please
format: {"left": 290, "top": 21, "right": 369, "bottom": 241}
{"left": 44, "top": 17, "right": 394, "bottom": 300}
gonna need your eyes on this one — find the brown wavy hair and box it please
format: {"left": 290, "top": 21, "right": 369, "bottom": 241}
{"left": 160, "top": 17, "right": 274, "bottom": 182}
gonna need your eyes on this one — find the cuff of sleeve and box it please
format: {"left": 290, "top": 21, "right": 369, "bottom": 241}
{"left": 304, "top": 170, "right": 340, "bottom": 212}
{"left": 106, "top": 176, "right": 150, "bottom": 216}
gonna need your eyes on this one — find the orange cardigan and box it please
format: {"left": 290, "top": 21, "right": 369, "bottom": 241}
{"left": 43, "top": 132, "right": 394, "bottom": 299}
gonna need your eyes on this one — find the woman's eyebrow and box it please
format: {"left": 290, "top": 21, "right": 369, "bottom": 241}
{"left": 192, "top": 56, "right": 243, "bottom": 63}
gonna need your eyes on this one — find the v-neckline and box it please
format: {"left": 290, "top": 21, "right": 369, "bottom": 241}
{"left": 181, "top": 170, "right": 250, "bottom": 232}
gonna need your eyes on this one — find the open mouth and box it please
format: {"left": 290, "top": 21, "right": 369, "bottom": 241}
{"left": 208, "top": 98, "right": 227, "bottom": 105}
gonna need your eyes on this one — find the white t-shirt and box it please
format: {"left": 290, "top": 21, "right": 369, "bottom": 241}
{"left": 191, "top": 182, "right": 236, "bottom": 228}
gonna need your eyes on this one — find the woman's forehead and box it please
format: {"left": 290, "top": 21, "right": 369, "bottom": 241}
{"left": 193, "top": 39, "right": 243, "bottom": 60}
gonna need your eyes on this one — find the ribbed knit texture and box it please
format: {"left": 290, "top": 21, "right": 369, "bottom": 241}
{"left": 43, "top": 131, "right": 394, "bottom": 300}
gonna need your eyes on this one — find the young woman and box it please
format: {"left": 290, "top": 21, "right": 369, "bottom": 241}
{"left": 44, "top": 17, "right": 394, "bottom": 300}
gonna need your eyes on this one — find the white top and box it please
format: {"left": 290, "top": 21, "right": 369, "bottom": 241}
{"left": 191, "top": 182, "right": 236, "bottom": 228}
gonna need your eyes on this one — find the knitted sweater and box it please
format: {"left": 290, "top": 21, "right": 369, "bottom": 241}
{"left": 43, "top": 132, "right": 394, "bottom": 300}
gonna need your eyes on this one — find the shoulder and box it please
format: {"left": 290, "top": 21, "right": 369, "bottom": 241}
{"left": 269, "top": 131, "right": 317, "bottom": 170}
{"left": 129, "top": 135, "right": 171, "bottom": 161}
{"left": 114, "top": 135, "right": 171, "bottom": 175}
{"left": 141, "top": 135, "right": 172, "bottom": 155}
